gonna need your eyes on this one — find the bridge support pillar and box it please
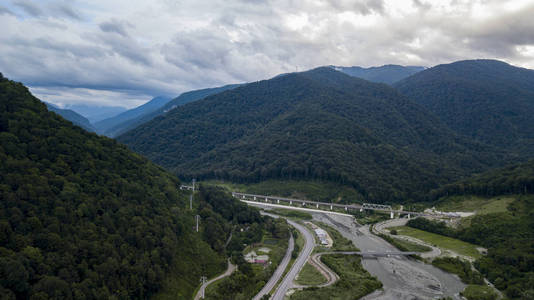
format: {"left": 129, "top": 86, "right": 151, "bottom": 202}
{"left": 289, "top": 200, "right": 292, "bottom": 205}
{"left": 330, "top": 205, "right": 333, "bottom": 210}
{"left": 407, "top": 214, "right": 410, "bottom": 219}
{"left": 316, "top": 204, "right": 319, "bottom": 208}
{"left": 345, "top": 206, "right": 348, "bottom": 211}
{"left": 253, "top": 196, "right": 256, "bottom": 200}
{"left": 360, "top": 207, "right": 363, "bottom": 212}
{"left": 390, "top": 211, "right": 394, "bottom": 219}
{"left": 277, "top": 199, "right": 280, "bottom": 204}
{"left": 242, "top": 195, "right": 245, "bottom": 199}
{"left": 265, "top": 198, "right": 268, "bottom": 202}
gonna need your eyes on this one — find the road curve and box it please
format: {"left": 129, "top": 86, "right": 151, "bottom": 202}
{"left": 271, "top": 218, "right": 315, "bottom": 300}
{"left": 194, "top": 260, "right": 236, "bottom": 300}
{"left": 253, "top": 231, "right": 294, "bottom": 300}
{"left": 294, "top": 253, "right": 339, "bottom": 288}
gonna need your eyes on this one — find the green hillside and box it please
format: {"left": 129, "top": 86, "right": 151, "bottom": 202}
{"left": 394, "top": 59, "right": 534, "bottom": 156}
{"left": 414, "top": 160, "right": 534, "bottom": 298}
{"left": 0, "top": 74, "right": 226, "bottom": 299}
{"left": 119, "top": 67, "right": 501, "bottom": 203}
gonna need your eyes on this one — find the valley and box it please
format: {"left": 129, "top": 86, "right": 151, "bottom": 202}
{"left": 2, "top": 57, "right": 534, "bottom": 300}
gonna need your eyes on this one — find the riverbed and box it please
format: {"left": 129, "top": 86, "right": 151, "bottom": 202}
{"left": 312, "top": 213, "right": 466, "bottom": 300}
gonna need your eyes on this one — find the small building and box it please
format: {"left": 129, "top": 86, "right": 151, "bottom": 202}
{"left": 314, "top": 228, "right": 329, "bottom": 245}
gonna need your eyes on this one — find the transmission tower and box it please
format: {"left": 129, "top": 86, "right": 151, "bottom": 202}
{"left": 195, "top": 215, "right": 200, "bottom": 232}
{"left": 200, "top": 276, "right": 207, "bottom": 298}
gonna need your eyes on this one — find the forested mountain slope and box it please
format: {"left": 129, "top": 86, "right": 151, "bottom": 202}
{"left": 394, "top": 59, "right": 534, "bottom": 156}
{"left": 431, "top": 159, "right": 534, "bottom": 200}
{"left": 108, "top": 84, "right": 240, "bottom": 138}
{"left": 95, "top": 96, "right": 171, "bottom": 137}
{"left": 0, "top": 73, "right": 226, "bottom": 299}
{"left": 331, "top": 64, "right": 424, "bottom": 84}
{"left": 119, "top": 67, "right": 502, "bottom": 203}
{"left": 44, "top": 102, "right": 95, "bottom": 132}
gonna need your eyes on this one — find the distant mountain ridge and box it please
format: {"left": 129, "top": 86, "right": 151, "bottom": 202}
{"left": 44, "top": 102, "right": 95, "bottom": 132}
{"left": 119, "top": 67, "right": 502, "bottom": 203}
{"left": 64, "top": 104, "right": 127, "bottom": 123}
{"left": 95, "top": 96, "right": 171, "bottom": 137}
{"left": 112, "top": 84, "right": 241, "bottom": 138}
{"left": 331, "top": 64, "right": 425, "bottom": 84}
{"left": 394, "top": 59, "right": 534, "bottom": 156}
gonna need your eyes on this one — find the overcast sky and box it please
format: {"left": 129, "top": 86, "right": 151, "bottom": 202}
{"left": 1, "top": 0, "right": 534, "bottom": 108}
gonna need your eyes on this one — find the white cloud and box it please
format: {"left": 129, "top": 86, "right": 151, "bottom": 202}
{"left": 0, "top": 0, "right": 533, "bottom": 108}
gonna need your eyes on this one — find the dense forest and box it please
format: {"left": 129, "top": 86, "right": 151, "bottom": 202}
{"left": 0, "top": 74, "right": 231, "bottom": 299}
{"left": 395, "top": 59, "right": 534, "bottom": 156}
{"left": 430, "top": 159, "right": 534, "bottom": 200}
{"left": 119, "top": 67, "right": 504, "bottom": 203}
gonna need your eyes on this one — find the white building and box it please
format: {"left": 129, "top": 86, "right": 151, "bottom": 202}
{"left": 314, "top": 228, "right": 328, "bottom": 245}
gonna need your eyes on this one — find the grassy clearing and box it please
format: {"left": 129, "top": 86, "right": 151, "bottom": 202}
{"left": 436, "top": 195, "right": 515, "bottom": 214}
{"left": 290, "top": 254, "right": 382, "bottom": 300}
{"left": 461, "top": 284, "right": 499, "bottom": 300}
{"left": 203, "top": 179, "right": 363, "bottom": 204}
{"left": 380, "top": 233, "right": 432, "bottom": 253}
{"left": 295, "top": 262, "right": 327, "bottom": 286}
{"left": 392, "top": 226, "right": 482, "bottom": 259}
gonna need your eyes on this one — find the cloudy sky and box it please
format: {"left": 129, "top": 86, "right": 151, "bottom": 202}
{"left": 1, "top": 0, "right": 534, "bottom": 108}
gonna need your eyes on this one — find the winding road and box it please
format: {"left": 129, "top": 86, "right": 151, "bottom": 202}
{"left": 294, "top": 252, "right": 339, "bottom": 288}
{"left": 193, "top": 260, "right": 236, "bottom": 300}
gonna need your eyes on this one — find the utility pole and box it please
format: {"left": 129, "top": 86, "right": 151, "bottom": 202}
{"left": 192, "top": 178, "right": 196, "bottom": 192}
{"left": 189, "top": 193, "right": 193, "bottom": 210}
{"left": 195, "top": 215, "right": 200, "bottom": 232}
{"left": 200, "top": 276, "right": 207, "bottom": 299}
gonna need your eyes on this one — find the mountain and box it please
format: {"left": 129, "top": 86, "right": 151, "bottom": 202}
{"left": 394, "top": 59, "right": 534, "bottom": 156}
{"left": 94, "top": 96, "right": 171, "bottom": 137}
{"left": 44, "top": 102, "right": 95, "bottom": 132}
{"left": 64, "top": 104, "right": 127, "bottom": 123}
{"left": 0, "top": 74, "right": 227, "bottom": 298}
{"left": 105, "top": 84, "right": 241, "bottom": 138}
{"left": 331, "top": 64, "right": 425, "bottom": 84}
{"left": 119, "top": 67, "right": 502, "bottom": 203}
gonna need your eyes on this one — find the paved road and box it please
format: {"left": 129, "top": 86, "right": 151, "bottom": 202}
{"left": 294, "top": 252, "right": 339, "bottom": 288}
{"left": 253, "top": 220, "right": 294, "bottom": 300}
{"left": 194, "top": 260, "right": 236, "bottom": 300}
{"left": 271, "top": 218, "right": 315, "bottom": 300}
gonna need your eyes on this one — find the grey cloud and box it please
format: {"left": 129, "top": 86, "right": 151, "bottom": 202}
{"left": 324, "top": 0, "right": 385, "bottom": 15}
{"left": 53, "top": 3, "right": 82, "bottom": 20}
{"left": 99, "top": 19, "right": 130, "bottom": 37}
{"left": 0, "top": 6, "right": 15, "bottom": 15}
{"left": 2, "top": 0, "right": 534, "bottom": 109}
{"left": 14, "top": 0, "right": 43, "bottom": 16}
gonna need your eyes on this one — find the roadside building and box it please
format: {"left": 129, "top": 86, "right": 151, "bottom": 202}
{"left": 314, "top": 228, "right": 329, "bottom": 245}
